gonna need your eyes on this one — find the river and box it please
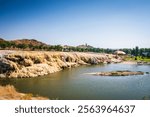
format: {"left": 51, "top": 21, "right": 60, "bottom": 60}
{"left": 0, "top": 63, "right": 150, "bottom": 100}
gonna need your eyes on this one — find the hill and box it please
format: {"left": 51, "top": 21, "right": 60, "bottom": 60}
{"left": 0, "top": 38, "right": 5, "bottom": 42}
{"left": 0, "top": 38, "right": 48, "bottom": 50}
{"left": 11, "top": 39, "right": 47, "bottom": 46}
{"left": 77, "top": 44, "right": 93, "bottom": 49}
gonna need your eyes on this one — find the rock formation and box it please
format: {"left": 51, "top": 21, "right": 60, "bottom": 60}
{"left": 87, "top": 70, "right": 144, "bottom": 76}
{"left": 0, "top": 51, "right": 122, "bottom": 78}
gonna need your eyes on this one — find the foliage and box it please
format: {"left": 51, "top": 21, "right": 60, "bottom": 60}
{"left": 0, "top": 40, "right": 150, "bottom": 57}
{"left": 125, "top": 56, "right": 150, "bottom": 62}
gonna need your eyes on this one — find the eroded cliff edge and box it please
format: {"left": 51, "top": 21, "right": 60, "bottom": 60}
{"left": 0, "top": 51, "right": 122, "bottom": 78}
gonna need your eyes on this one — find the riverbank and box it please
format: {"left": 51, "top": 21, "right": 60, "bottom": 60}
{"left": 0, "top": 85, "right": 48, "bottom": 100}
{"left": 124, "top": 56, "right": 150, "bottom": 65}
{"left": 122, "top": 60, "right": 150, "bottom": 65}
{"left": 0, "top": 50, "right": 123, "bottom": 78}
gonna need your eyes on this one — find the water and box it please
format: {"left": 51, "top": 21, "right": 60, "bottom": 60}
{"left": 0, "top": 63, "right": 150, "bottom": 100}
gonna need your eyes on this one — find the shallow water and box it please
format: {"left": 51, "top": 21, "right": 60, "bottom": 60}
{"left": 0, "top": 63, "right": 150, "bottom": 100}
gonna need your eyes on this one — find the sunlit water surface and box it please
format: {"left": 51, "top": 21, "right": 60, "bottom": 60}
{"left": 0, "top": 63, "right": 150, "bottom": 100}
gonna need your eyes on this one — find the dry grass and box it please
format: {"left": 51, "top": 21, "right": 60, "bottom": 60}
{"left": 0, "top": 85, "right": 48, "bottom": 100}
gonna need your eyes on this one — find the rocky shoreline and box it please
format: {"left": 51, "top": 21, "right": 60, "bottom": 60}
{"left": 0, "top": 50, "right": 123, "bottom": 78}
{"left": 137, "top": 61, "right": 150, "bottom": 65}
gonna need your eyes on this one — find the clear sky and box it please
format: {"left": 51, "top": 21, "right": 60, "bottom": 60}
{"left": 0, "top": 0, "right": 150, "bottom": 48}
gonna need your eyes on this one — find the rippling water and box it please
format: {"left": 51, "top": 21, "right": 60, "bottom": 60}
{"left": 0, "top": 63, "right": 150, "bottom": 100}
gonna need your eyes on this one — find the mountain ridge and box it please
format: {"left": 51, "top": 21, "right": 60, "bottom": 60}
{"left": 0, "top": 38, "right": 47, "bottom": 46}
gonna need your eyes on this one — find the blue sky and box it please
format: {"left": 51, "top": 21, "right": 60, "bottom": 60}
{"left": 0, "top": 0, "right": 150, "bottom": 48}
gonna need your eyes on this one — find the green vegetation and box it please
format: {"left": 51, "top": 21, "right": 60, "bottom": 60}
{"left": 125, "top": 56, "right": 150, "bottom": 62}
{"left": 0, "top": 38, "right": 150, "bottom": 56}
{"left": 124, "top": 46, "right": 150, "bottom": 62}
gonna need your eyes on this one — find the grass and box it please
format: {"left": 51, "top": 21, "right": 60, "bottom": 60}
{"left": 20, "top": 93, "right": 33, "bottom": 100}
{"left": 0, "top": 85, "right": 48, "bottom": 100}
{"left": 125, "top": 56, "right": 150, "bottom": 62}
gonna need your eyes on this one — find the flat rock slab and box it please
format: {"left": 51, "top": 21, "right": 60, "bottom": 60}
{"left": 88, "top": 70, "right": 144, "bottom": 76}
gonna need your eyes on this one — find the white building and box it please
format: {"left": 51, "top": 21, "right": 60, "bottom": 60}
{"left": 114, "top": 50, "right": 126, "bottom": 55}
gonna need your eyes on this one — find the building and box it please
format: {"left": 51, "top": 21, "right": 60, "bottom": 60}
{"left": 114, "top": 50, "right": 126, "bottom": 55}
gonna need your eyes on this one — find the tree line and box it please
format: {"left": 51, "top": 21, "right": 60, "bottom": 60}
{"left": 0, "top": 41, "right": 150, "bottom": 57}
{"left": 0, "top": 41, "right": 63, "bottom": 51}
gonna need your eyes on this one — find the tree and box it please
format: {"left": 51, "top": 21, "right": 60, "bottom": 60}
{"left": 131, "top": 48, "right": 135, "bottom": 55}
{"left": 17, "top": 44, "right": 28, "bottom": 49}
{"left": 139, "top": 48, "right": 144, "bottom": 56}
{"left": 135, "top": 46, "right": 139, "bottom": 56}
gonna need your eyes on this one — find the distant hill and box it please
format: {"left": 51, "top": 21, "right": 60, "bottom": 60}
{"left": 0, "top": 38, "right": 48, "bottom": 50}
{"left": 0, "top": 38, "right": 5, "bottom": 42}
{"left": 77, "top": 44, "right": 93, "bottom": 49}
{"left": 11, "top": 39, "right": 47, "bottom": 46}
{"left": 0, "top": 38, "right": 47, "bottom": 46}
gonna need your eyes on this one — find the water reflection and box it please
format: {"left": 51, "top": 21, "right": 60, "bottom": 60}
{"left": 0, "top": 63, "right": 150, "bottom": 100}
